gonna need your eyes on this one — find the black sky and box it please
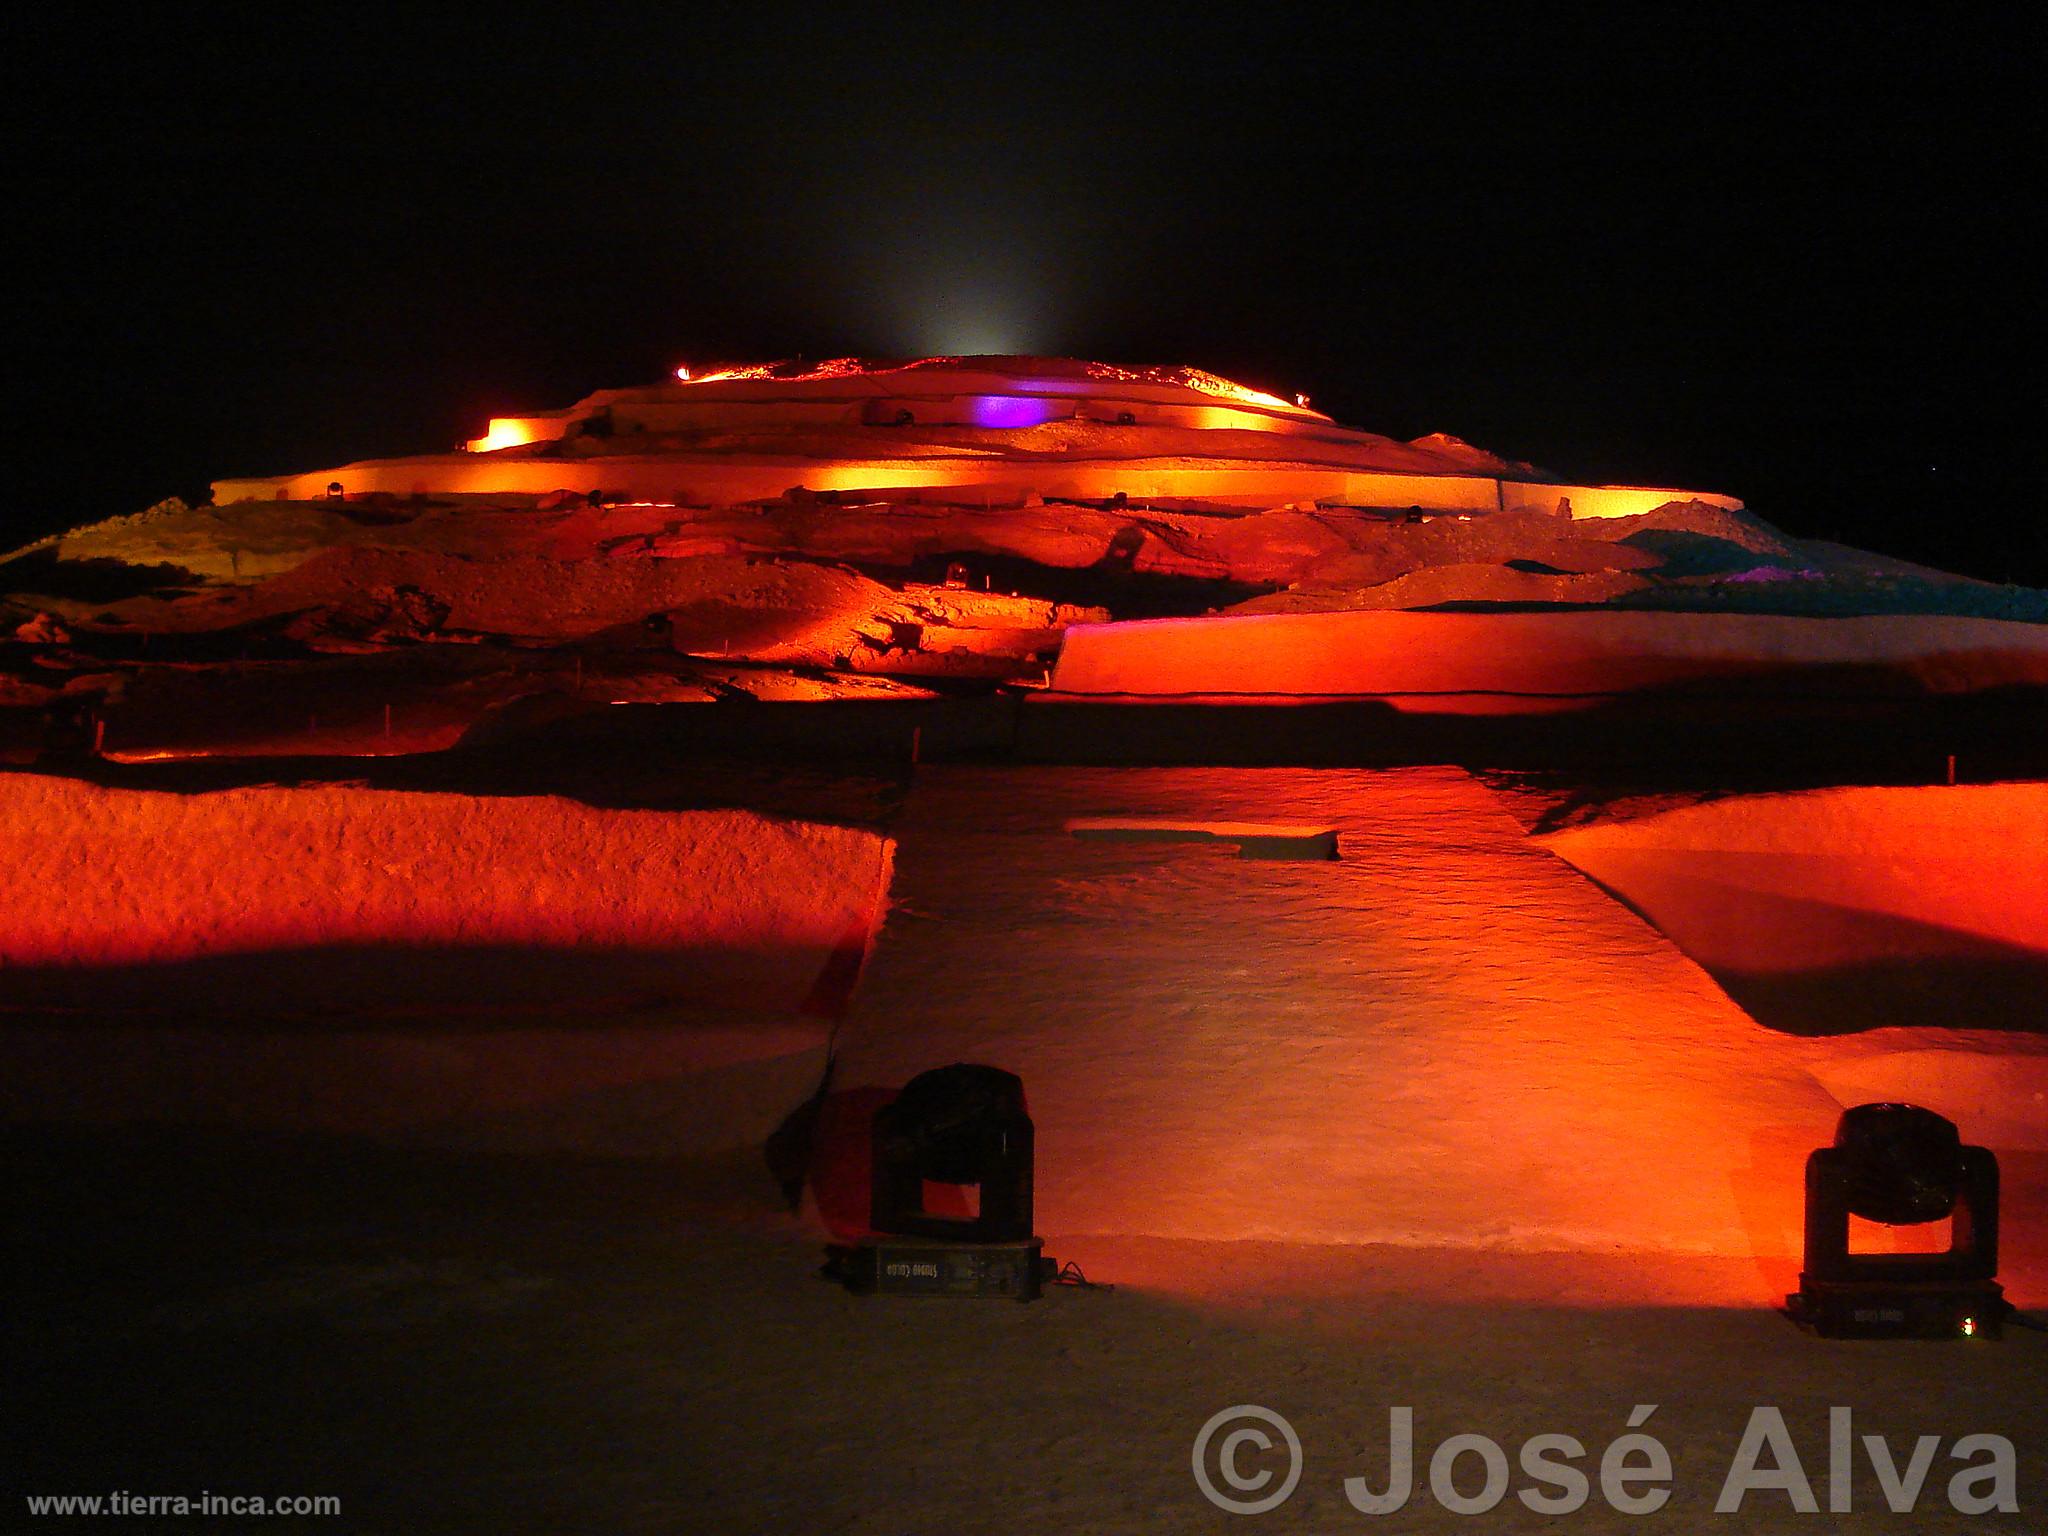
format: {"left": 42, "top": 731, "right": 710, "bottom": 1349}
{"left": 6, "top": 5, "right": 2039, "bottom": 581}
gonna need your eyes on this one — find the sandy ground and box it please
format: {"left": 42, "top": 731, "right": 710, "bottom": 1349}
{"left": 6, "top": 1128, "right": 2044, "bottom": 1535}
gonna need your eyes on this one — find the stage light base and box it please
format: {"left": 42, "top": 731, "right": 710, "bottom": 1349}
{"left": 1789, "top": 1276, "right": 2004, "bottom": 1339}
{"left": 828, "top": 1237, "right": 1047, "bottom": 1301}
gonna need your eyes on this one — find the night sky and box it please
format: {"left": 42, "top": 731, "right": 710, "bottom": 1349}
{"left": 9, "top": 8, "right": 2038, "bottom": 581}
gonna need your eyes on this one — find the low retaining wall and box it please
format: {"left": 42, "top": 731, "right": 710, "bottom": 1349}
{"left": 0, "top": 773, "right": 892, "bottom": 1152}
{"left": 1050, "top": 610, "right": 2048, "bottom": 705}
{"left": 213, "top": 454, "right": 1734, "bottom": 519}
{"left": 1541, "top": 783, "right": 2048, "bottom": 1042}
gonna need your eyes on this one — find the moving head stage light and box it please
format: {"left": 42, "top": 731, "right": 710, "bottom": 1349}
{"left": 827, "top": 1063, "right": 1047, "bottom": 1301}
{"left": 1790, "top": 1102, "right": 2002, "bottom": 1339}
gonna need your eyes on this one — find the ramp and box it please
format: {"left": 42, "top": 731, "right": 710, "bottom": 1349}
{"left": 825, "top": 766, "right": 1846, "bottom": 1257}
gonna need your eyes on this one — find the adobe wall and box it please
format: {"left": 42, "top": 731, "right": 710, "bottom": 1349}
{"left": 1049, "top": 609, "right": 2048, "bottom": 702}
{"left": 214, "top": 454, "right": 1736, "bottom": 519}
{"left": 0, "top": 775, "right": 893, "bottom": 1153}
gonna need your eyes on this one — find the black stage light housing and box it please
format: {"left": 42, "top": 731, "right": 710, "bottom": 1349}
{"left": 1790, "top": 1103, "right": 2002, "bottom": 1339}
{"left": 870, "top": 1063, "right": 1034, "bottom": 1243}
{"left": 828, "top": 1063, "right": 1045, "bottom": 1301}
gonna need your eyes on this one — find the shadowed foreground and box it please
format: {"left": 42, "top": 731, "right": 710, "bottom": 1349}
{"left": 5, "top": 1128, "right": 2043, "bottom": 1535}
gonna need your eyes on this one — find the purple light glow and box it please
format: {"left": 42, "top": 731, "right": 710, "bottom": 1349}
{"left": 966, "top": 394, "right": 1064, "bottom": 429}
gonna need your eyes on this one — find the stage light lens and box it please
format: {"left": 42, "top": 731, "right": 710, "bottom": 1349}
{"left": 1836, "top": 1102, "right": 1964, "bottom": 1226}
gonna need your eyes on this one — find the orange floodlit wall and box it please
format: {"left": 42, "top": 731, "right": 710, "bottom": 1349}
{"left": 1545, "top": 784, "right": 2048, "bottom": 957}
{"left": 465, "top": 415, "right": 569, "bottom": 452}
{"left": 1542, "top": 784, "right": 2048, "bottom": 1051}
{"left": 1049, "top": 610, "right": 2048, "bottom": 707}
{"left": 0, "top": 775, "right": 890, "bottom": 1019}
{"left": 213, "top": 453, "right": 1728, "bottom": 516}
{"left": 1494, "top": 482, "right": 1739, "bottom": 519}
